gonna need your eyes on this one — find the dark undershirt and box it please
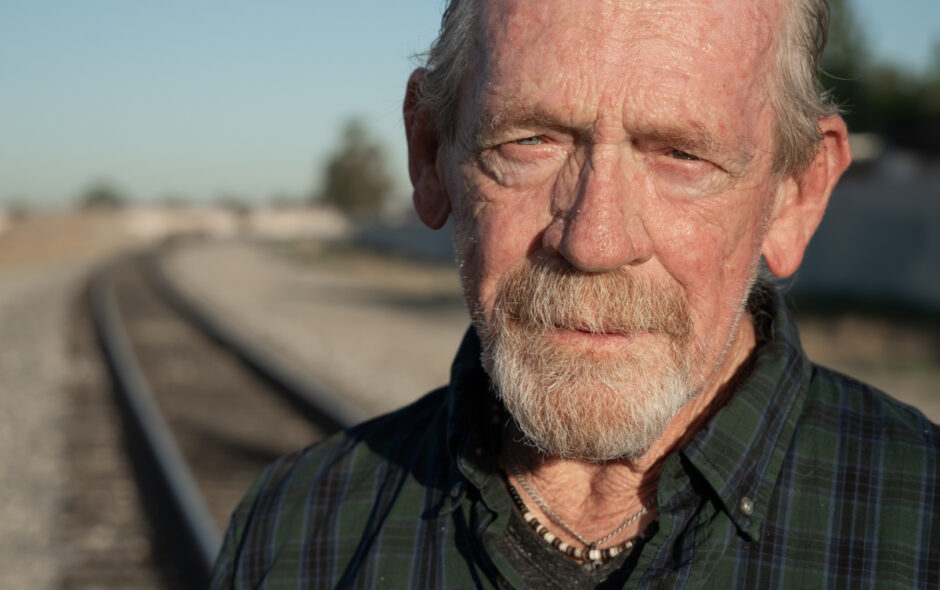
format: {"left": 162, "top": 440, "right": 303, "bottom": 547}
{"left": 493, "top": 503, "right": 656, "bottom": 589}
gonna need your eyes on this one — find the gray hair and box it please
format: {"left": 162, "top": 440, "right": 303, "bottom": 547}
{"left": 771, "top": 0, "right": 840, "bottom": 176}
{"left": 414, "top": 0, "right": 481, "bottom": 142}
{"left": 415, "top": 0, "right": 839, "bottom": 177}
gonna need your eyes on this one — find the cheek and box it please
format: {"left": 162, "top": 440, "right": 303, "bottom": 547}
{"left": 453, "top": 177, "right": 552, "bottom": 314}
{"left": 648, "top": 192, "right": 767, "bottom": 325}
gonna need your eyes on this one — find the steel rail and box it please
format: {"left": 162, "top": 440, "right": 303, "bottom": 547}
{"left": 143, "top": 246, "right": 369, "bottom": 432}
{"left": 90, "top": 266, "right": 220, "bottom": 589}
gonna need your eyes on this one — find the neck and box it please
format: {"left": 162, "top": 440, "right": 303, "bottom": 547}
{"left": 501, "top": 317, "right": 757, "bottom": 548}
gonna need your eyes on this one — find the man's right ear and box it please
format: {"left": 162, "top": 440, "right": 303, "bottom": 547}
{"left": 404, "top": 69, "right": 451, "bottom": 230}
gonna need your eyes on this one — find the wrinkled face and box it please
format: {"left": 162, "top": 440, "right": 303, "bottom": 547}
{"left": 439, "top": 0, "right": 785, "bottom": 460}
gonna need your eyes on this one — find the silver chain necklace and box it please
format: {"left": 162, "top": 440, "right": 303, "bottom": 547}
{"left": 507, "top": 457, "right": 653, "bottom": 551}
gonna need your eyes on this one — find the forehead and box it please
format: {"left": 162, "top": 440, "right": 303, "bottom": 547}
{"left": 470, "top": 0, "right": 781, "bottom": 147}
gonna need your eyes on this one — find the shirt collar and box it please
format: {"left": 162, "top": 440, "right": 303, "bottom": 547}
{"left": 442, "top": 287, "right": 813, "bottom": 541}
{"left": 679, "top": 286, "right": 812, "bottom": 540}
{"left": 445, "top": 327, "right": 502, "bottom": 491}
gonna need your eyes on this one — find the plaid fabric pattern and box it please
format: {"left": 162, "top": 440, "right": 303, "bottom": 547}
{"left": 210, "top": 293, "right": 939, "bottom": 589}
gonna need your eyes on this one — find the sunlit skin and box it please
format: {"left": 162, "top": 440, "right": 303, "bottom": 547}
{"left": 405, "top": 0, "right": 850, "bottom": 548}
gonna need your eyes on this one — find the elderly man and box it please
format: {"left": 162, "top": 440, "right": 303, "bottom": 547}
{"left": 211, "top": 0, "right": 938, "bottom": 587}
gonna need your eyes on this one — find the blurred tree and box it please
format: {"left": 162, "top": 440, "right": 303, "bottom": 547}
{"left": 270, "top": 193, "right": 303, "bottom": 209}
{"left": 156, "top": 193, "right": 193, "bottom": 209}
{"left": 315, "top": 119, "right": 393, "bottom": 216}
{"left": 821, "top": 0, "right": 870, "bottom": 124}
{"left": 79, "top": 181, "right": 127, "bottom": 210}
{"left": 3, "top": 197, "right": 30, "bottom": 220}
{"left": 912, "top": 46, "right": 940, "bottom": 154}
{"left": 214, "top": 194, "right": 251, "bottom": 216}
{"left": 822, "top": 0, "right": 869, "bottom": 80}
{"left": 822, "top": 0, "right": 940, "bottom": 156}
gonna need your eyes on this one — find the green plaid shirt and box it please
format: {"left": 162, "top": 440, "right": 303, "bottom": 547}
{"left": 211, "top": 292, "right": 939, "bottom": 588}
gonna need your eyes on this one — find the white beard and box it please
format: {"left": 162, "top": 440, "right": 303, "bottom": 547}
{"left": 474, "top": 262, "right": 697, "bottom": 463}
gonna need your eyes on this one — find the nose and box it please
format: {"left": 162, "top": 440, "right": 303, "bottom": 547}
{"left": 543, "top": 150, "right": 653, "bottom": 272}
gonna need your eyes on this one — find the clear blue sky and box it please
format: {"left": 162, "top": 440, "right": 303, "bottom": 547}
{"left": 1, "top": 0, "right": 937, "bottom": 207}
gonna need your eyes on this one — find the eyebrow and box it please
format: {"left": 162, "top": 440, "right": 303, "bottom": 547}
{"left": 472, "top": 100, "right": 757, "bottom": 171}
{"left": 633, "top": 121, "right": 754, "bottom": 167}
{"left": 637, "top": 123, "right": 720, "bottom": 153}
{"left": 472, "top": 101, "right": 588, "bottom": 147}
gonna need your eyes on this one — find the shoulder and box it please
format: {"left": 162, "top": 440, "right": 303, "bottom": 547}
{"left": 783, "top": 363, "right": 939, "bottom": 537}
{"left": 751, "top": 364, "right": 940, "bottom": 585}
{"left": 246, "top": 385, "right": 452, "bottom": 518}
{"left": 800, "top": 363, "right": 939, "bottom": 453}
{"left": 264, "top": 384, "right": 452, "bottom": 486}
{"left": 210, "top": 387, "right": 456, "bottom": 587}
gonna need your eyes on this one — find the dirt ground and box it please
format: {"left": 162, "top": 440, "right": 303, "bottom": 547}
{"left": 168, "top": 237, "right": 940, "bottom": 423}
{"left": 165, "top": 238, "right": 469, "bottom": 416}
{"left": 0, "top": 211, "right": 150, "bottom": 589}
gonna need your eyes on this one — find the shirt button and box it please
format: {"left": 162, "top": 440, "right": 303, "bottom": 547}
{"left": 738, "top": 496, "right": 754, "bottom": 516}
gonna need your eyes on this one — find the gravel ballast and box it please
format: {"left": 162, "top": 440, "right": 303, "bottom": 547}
{"left": 0, "top": 264, "right": 83, "bottom": 589}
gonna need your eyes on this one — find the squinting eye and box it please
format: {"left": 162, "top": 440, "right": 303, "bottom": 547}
{"left": 670, "top": 149, "right": 700, "bottom": 161}
{"left": 515, "top": 136, "right": 543, "bottom": 146}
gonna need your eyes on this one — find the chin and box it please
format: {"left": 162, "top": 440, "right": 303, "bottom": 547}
{"left": 485, "top": 323, "right": 695, "bottom": 463}
{"left": 471, "top": 259, "right": 701, "bottom": 462}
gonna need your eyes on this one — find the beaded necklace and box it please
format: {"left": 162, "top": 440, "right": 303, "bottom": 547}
{"left": 505, "top": 460, "right": 653, "bottom": 565}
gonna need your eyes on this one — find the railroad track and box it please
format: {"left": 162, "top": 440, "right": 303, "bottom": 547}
{"left": 88, "top": 248, "right": 368, "bottom": 589}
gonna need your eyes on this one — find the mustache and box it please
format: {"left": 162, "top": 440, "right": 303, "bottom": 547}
{"left": 492, "top": 262, "right": 692, "bottom": 340}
